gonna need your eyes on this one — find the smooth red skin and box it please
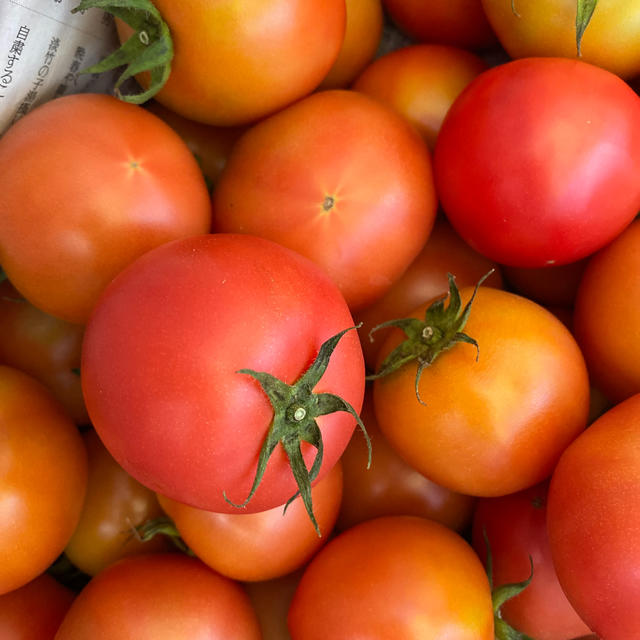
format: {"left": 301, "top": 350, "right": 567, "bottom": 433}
{"left": 54, "top": 554, "right": 261, "bottom": 639}
{"left": 354, "top": 217, "right": 502, "bottom": 371}
{"left": 0, "top": 574, "right": 74, "bottom": 640}
{"left": 0, "top": 366, "right": 87, "bottom": 595}
{"left": 573, "top": 220, "right": 640, "bottom": 404}
{"left": 472, "top": 484, "right": 591, "bottom": 640}
{"left": 212, "top": 89, "right": 437, "bottom": 312}
{"left": 0, "top": 94, "right": 212, "bottom": 323}
{"left": 434, "top": 57, "right": 640, "bottom": 268}
{"left": 288, "top": 516, "right": 494, "bottom": 639}
{"left": 353, "top": 44, "right": 488, "bottom": 150}
{"left": 337, "top": 391, "right": 476, "bottom": 533}
{"left": 158, "top": 461, "right": 343, "bottom": 582}
{"left": 547, "top": 395, "right": 640, "bottom": 639}
{"left": 382, "top": 0, "right": 497, "bottom": 49}
{"left": 82, "top": 234, "right": 364, "bottom": 514}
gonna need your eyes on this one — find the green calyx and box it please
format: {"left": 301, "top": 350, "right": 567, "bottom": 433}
{"left": 224, "top": 326, "right": 371, "bottom": 537}
{"left": 135, "top": 516, "right": 193, "bottom": 555}
{"left": 366, "top": 271, "right": 492, "bottom": 405}
{"left": 71, "top": 0, "right": 173, "bottom": 104}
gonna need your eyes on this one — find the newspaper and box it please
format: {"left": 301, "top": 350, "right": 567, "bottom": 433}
{"left": 0, "top": 0, "right": 119, "bottom": 133}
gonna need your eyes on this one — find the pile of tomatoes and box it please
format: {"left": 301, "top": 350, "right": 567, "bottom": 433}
{"left": 0, "top": 0, "right": 639, "bottom": 638}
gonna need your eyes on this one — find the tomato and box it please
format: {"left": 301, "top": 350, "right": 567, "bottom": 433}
{"left": 0, "top": 366, "right": 87, "bottom": 595}
{"left": 288, "top": 516, "right": 494, "bottom": 638}
{"left": 434, "top": 57, "right": 640, "bottom": 267}
{"left": 354, "top": 217, "right": 502, "bottom": 370}
{"left": 319, "top": 0, "right": 384, "bottom": 89}
{"left": 55, "top": 554, "right": 261, "bottom": 639}
{"left": 337, "top": 391, "right": 475, "bottom": 532}
{"left": 482, "top": 0, "right": 640, "bottom": 79}
{"left": 353, "top": 44, "right": 488, "bottom": 149}
{"left": 382, "top": 0, "right": 497, "bottom": 49}
{"left": 472, "top": 483, "right": 591, "bottom": 640}
{"left": 157, "top": 461, "right": 343, "bottom": 582}
{"left": 82, "top": 234, "right": 364, "bottom": 523}
{"left": 372, "top": 285, "right": 590, "bottom": 497}
{"left": 0, "top": 94, "right": 211, "bottom": 323}
{"left": 0, "top": 281, "right": 87, "bottom": 425}
{"left": 573, "top": 219, "right": 640, "bottom": 404}
{"left": 547, "top": 394, "right": 640, "bottom": 639}
{"left": 115, "top": 0, "right": 345, "bottom": 125}
{"left": 64, "top": 429, "right": 169, "bottom": 577}
{"left": 212, "top": 90, "right": 437, "bottom": 311}
{"left": 0, "top": 573, "right": 74, "bottom": 640}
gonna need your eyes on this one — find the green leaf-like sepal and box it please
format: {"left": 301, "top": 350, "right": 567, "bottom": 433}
{"left": 367, "top": 271, "right": 492, "bottom": 405}
{"left": 224, "top": 326, "right": 371, "bottom": 536}
{"left": 576, "top": 0, "right": 598, "bottom": 57}
{"left": 71, "top": 0, "right": 173, "bottom": 104}
{"left": 135, "top": 516, "right": 193, "bottom": 555}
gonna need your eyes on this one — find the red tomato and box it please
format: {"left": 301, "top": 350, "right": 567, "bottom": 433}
{"left": 117, "top": 0, "right": 346, "bottom": 125}
{"left": 54, "top": 554, "right": 261, "bottom": 639}
{"left": 573, "top": 219, "right": 640, "bottom": 404}
{"left": 0, "top": 573, "right": 74, "bottom": 640}
{"left": 0, "top": 94, "right": 211, "bottom": 323}
{"left": 213, "top": 90, "right": 437, "bottom": 311}
{"left": 288, "top": 516, "right": 494, "bottom": 638}
{"left": 382, "top": 0, "right": 497, "bottom": 49}
{"left": 547, "top": 394, "right": 640, "bottom": 639}
{"left": 372, "top": 286, "right": 590, "bottom": 496}
{"left": 337, "top": 391, "right": 475, "bottom": 532}
{"left": 353, "top": 44, "right": 488, "bottom": 149}
{"left": 0, "top": 366, "right": 87, "bottom": 595}
{"left": 81, "top": 234, "right": 364, "bottom": 520}
{"left": 157, "top": 461, "right": 343, "bottom": 582}
{"left": 472, "top": 483, "right": 591, "bottom": 640}
{"left": 434, "top": 58, "right": 640, "bottom": 267}
{"left": 64, "top": 429, "right": 169, "bottom": 577}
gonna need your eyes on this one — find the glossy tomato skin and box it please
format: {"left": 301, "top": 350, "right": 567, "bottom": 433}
{"left": 82, "top": 234, "right": 364, "bottom": 514}
{"left": 0, "top": 94, "right": 211, "bottom": 323}
{"left": 482, "top": 0, "right": 640, "bottom": 79}
{"left": 213, "top": 90, "right": 437, "bottom": 312}
{"left": 434, "top": 57, "right": 640, "bottom": 267}
{"left": 472, "top": 483, "right": 591, "bottom": 640}
{"left": 288, "top": 516, "right": 494, "bottom": 639}
{"left": 54, "top": 554, "right": 261, "bottom": 639}
{"left": 0, "top": 366, "right": 87, "bottom": 595}
{"left": 0, "top": 574, "right": 74, "bottom": 640}
{"left": 121, "top": 0, "right": 345, "bottom": 125}
{"left": 373, "top": 287, "right": 590, "bottom": 497}
{"left": 158, "top": 461, "right": 343, "bottom": 582}
{"left": 64, "top": 429, "right": 169, "bottom": 577}
{"left": 547, "top": 395, "right": 640, "bottom": 639}
{"left": 573, "top": 219, "right": 640, "bottom": 404}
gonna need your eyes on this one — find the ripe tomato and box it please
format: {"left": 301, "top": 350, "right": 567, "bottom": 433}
{"left": 115, "top": 0, "right": 346, "bottom": 125}
{"left": 372, "top": 285, "right": 590, "bottom": 496}
{"left": 158, "top": 461, "right": 342, "bottom": 582}
{"left": 434, "top": 57, "right": 640, "bottom": 267}
{"left": 0, "top": 573, "right": 74, "bottom": 639}
{"left": 213, "top": 90, "right": 437, "bottom": 311}
{"left": 547, "top": 394, "right": 640, "bottom": 639}
{"left": 82, "top": 234, "right": 364, "bottom": 523}
{"left": 482, "top": 0, "right": 640, "bottom": 79}
{"left": 337, "top": 391, "right": 475, "bottom": 532}
{"left": 0, "top": 366, "right": 87, "bottom": 595}
{"left": 353, "top": 44, "right": 488, "bottom": 150}
{"left": 54, "top": 554, "right": 261, "bottom": 639}
{"left": 64, "top": 429, "right": 169, "bottom": 577}
{"left": 288, "top": 516, "right": 494, "bottom": 638}
{"left": 0, "top": 94, "right": 211, "bottom": 323}
{"left": 573, "top": 219, "right": 640, "bottom": 404}
{"left": 472, "top": 483, "right": 591, "bottom": 640}
{"left": 382, "top": 0, "right": 497, "bottom": 49}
